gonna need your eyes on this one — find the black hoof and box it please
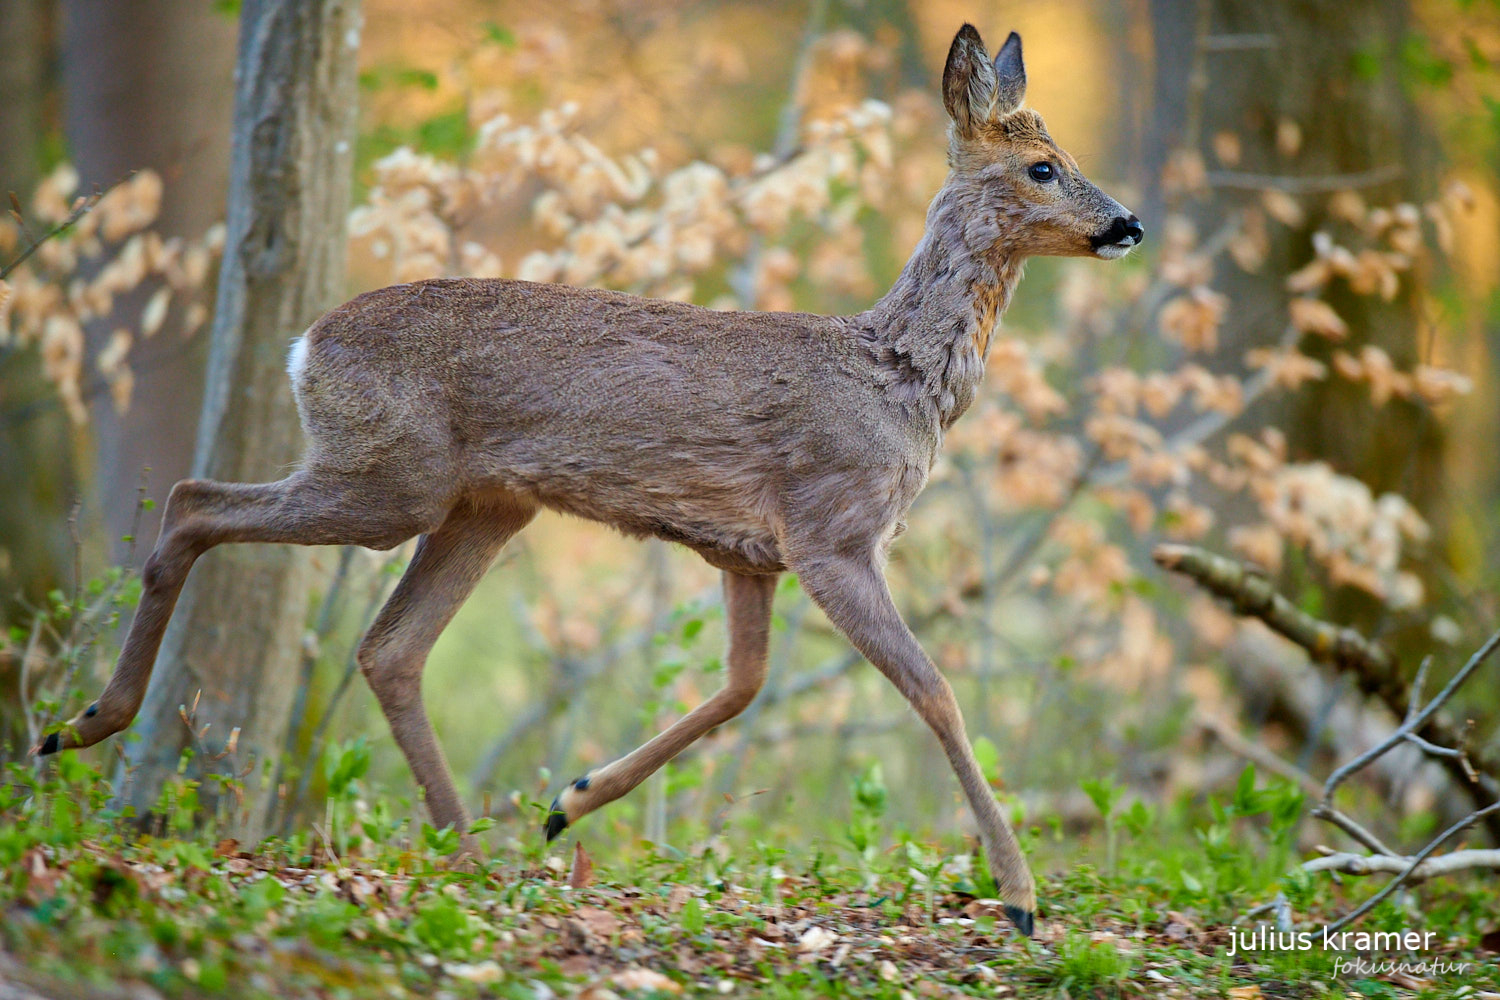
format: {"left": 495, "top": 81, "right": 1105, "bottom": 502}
{"left": 1003, "top": 904, "right": 1035, "bottom": 937}
{"left": 544, "top": 797, "right": 569, "bottom": 841}
{"left": 35, "top": 732, "right": 60, "bottom": 756}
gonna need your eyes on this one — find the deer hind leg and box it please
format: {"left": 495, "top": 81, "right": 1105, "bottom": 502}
{"left": 357, "top": 492, "right": 537, "bottom": 843}
{"left": 788, "top": 546, "right": 1037, "bottom": 937}
{"left": 37, "top": 470, "right": 448, "bottom": 756}
{"left": 545, "top": 570, "right": 777, "bottom": 840}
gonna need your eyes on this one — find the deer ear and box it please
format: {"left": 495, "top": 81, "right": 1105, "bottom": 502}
{"left": 942, "top": 23, "right": 997, "bottom": 138}
{"left": 992, "top": 31, "right": 1026, "bottom": 116}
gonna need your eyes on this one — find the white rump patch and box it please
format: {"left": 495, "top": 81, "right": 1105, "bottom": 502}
{"left": 286, "top": 335, "right": 310, "bottom": 384}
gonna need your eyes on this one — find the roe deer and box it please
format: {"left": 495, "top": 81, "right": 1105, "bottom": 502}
{"left": 38, "top": 24, "right": 1141, "bottom": 936}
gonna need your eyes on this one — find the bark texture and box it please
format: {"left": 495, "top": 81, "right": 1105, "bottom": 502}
{"left": 0, "top": 0, "right": 72, "bottom": 634}
{"left": 1146, "top": 0, "right": 1439, "bottom": 652}
{"left": 61, "top": 0, "right": 237, "bottom": 566}
{"left": 0, "top": 0, "right": 45, "bottom": 197}
{"left": 123, "top": 0, "right": 363, "bottom": 839}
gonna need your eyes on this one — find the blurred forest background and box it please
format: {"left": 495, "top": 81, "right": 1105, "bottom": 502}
{"left": 1, "top": 0, "right": 1499, "bottom": 883}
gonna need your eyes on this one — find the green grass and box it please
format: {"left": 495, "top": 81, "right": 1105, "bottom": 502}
{"left": 1, "top": 755, "right": 1496, "bottom": 999}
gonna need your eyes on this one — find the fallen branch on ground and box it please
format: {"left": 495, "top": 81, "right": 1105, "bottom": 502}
{"left": 1303, "top": 847, "right": 1500, "bottom": 881}
{"left": 1156, "top": 544, "right": 1500, "bottom": 927}
{"left": 1153, "top": 544, "right": 1498, "bottom": 808}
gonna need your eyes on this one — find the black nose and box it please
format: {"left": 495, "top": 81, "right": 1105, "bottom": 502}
{"left": 1090, "top": 214, "right": 1146, "bottom": 249}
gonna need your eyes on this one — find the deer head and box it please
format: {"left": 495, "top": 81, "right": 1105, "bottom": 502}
{"left": 941, "top": 24, "right": 1142, "bottom": 261}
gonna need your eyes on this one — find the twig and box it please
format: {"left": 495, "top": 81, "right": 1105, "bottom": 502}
{"left": 1199, "top": 33, "right": 1277, "bottom": 51}
{"left": 1322, "top": 801, "right": 1500, "bottom": 933}
{"left": 1303, "top": 847, "right": 1500, "bottom": 881}
{"left": 1204, "top": 164, "right": 1404, "bottom": 195}
{"left": 1196, "top": 713, "right": 1322, "bottom": 798}
{"left": 0, "top": 185, "right": 110, "bottom": 281}
{"left": 1403, "top": 731, "right": 1464, "bottom": 759}
{"left": 1308, "top": 804, "right": 1398, "bottom": 858}
{"left": 1323, "top": 629, "right": 1500, "bottom": 801}
{"left": 1229, "top": 626, "right": 1500, "bottom": 930}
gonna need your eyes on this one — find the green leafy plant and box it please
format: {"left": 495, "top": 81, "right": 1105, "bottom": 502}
{"left": 1080, "top": 775, "right": 1127, "bottom": 873}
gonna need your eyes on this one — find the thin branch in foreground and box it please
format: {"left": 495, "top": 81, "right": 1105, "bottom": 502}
{"left": 0, "top": 182, "right": 113, "bottom": 281}
{"left": 1322, "top": 630, "right": 1500, "bottom": 802}
{"left": 1308, "top": 804, "right": 1398, "bottom": 859}
{"left": 1303, "top": 847, "right": 1500, "bottom": 882}
{"left": 1156, "top": 544, "right": 1500, "bottom": 928}
{"left": 1320, "top": 801, "right": 1500, "bottom": 933}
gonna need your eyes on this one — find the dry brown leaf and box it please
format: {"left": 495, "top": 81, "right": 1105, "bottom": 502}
{"left": 1212, "top": 131, "right": 1242, "bottom": 167}
{"left": 570, "top": 840, "right": 595, "bottom": 889}
{"left": 667, "top": 883, "right": 692, "bottom": 913}
{"left": 1382, "top": 970, "right": 1431, "bottom": 990}
{"left": 797, "top": 925, "right": 837, "bottom": 953}
{"left": 574, "top": 906, "right": 621, "bottom": 942}
{"left": 1275, "top": 118, "right": 1302, "bottom": 157}
{"left": 1260, "top": 189, "right": 1305, "bottom": 228}
{"left": 612, "top": 968, "right": 681, "bottom": 994}
{"left": 1288, "top": 297, "right": 1348, "bottom": 339}
{"left": 1159, "top": 288, "right": 1228, "bottom": 353}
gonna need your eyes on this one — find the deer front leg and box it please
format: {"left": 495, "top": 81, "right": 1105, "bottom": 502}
{"left": 545, "top": 570, "right": 777, "bottom": 839}
{"left": 789, "top": 547, "right": 1037, "bottom": 936}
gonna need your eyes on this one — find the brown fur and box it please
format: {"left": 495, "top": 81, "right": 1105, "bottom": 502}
{"left": 42, "top": 24, "right": 1140, "bottom": 936}
{"left": 971, "top": 281, "right": 1006, "bottom": 358}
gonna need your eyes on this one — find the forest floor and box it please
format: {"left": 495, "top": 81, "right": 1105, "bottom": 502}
{"left": 3, "top": 804, "right": 1498, "bottom": 1000}
{"left": 1, "top": 751, "right": 1498, "bottom": 999}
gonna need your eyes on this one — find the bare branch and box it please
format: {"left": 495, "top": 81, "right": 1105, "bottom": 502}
{"left": 1204, "top": 164, "right": 1403, "bottom": 194}
{"left": 1322, "top": 801, "right": 1500, "bottom": 933}
{"left": 1196, "top": 713, "right": 1322, "bottom": 798}
{"left": 1199, "top": 33, "right": 1278, "bottom": 51}
{"left": 0, "top": 186, "right": 108, "bottom": 281}
{"left": 1303, "top": 848, "right": 1500, "bottom": 881}
{"left": 1309, "top": 805, "right": 1399, "bottom": 858}
{"left": 1153, "top": 544, "right": 1500, "bottom": 791}
{"left": 1322, "top": 626, "right": 1500, "bottom": 801}
{"left": 1402, "top": 731, "right": 1465, "bottom": 759}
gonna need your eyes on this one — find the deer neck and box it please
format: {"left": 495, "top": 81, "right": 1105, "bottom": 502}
{"left": 857, "top": 180, "right": 1025, "bottom": 430}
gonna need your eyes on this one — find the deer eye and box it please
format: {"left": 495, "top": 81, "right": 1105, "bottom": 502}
{"left": 1028, "top": 162, "right": 1055, "bottom": 182}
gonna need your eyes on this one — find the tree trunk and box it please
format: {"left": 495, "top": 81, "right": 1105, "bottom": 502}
{"left": 1143, "top": 0, "right": 1476, "bottom": 829}
{"left": 0, "top": 0, "right": 70, "bottom": 746}
{"left": 0, "top": 0, "right": 46, "bottom": 197}
{"left": 122, "top": 0, "right": 363, "bottom": 840}
{"left": 1147, "top": 0, "right": 1437, "bottom": 632}
{"left": 0, "top": 0, "right": 65, "bottom": 616}
{"left": 60, "top": 0, "right": 238, "bottom": 569}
